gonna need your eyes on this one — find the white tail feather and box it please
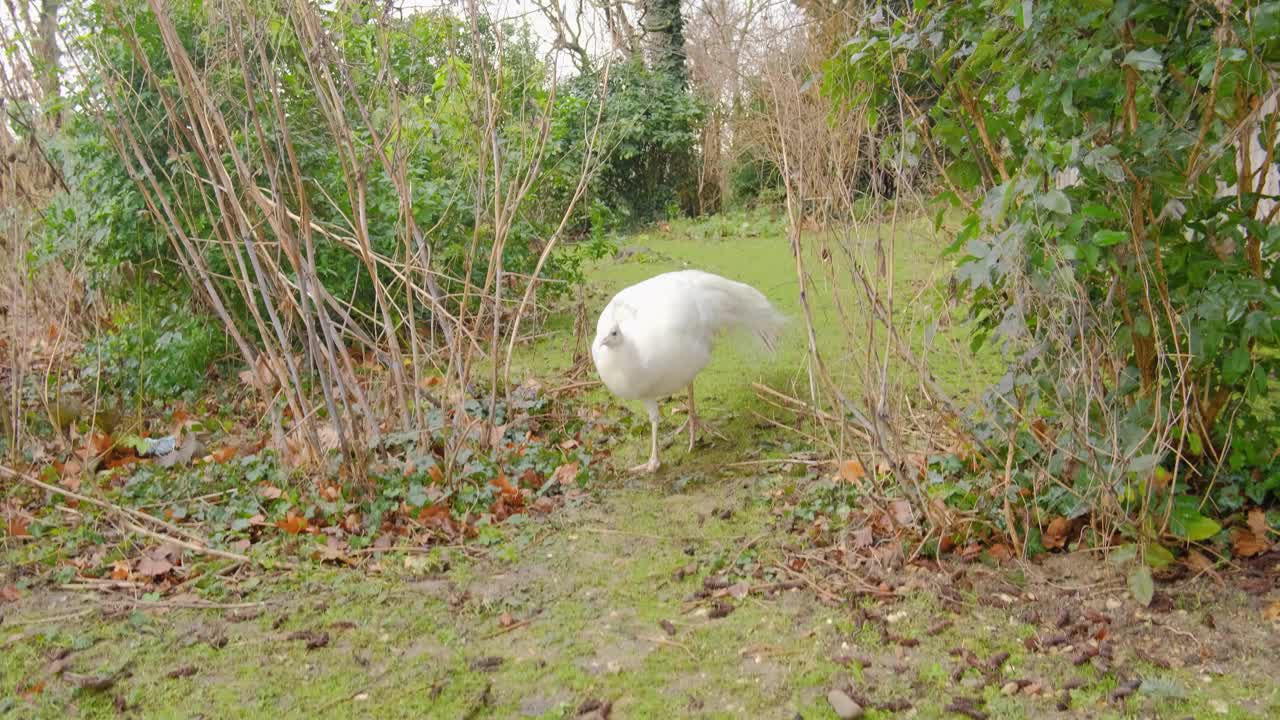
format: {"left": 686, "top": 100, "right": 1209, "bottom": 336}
{"left": 682, "top": 271, "right": 786, "bottom": 355}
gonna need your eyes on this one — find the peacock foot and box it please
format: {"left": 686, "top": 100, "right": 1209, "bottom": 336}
{"left": 628, "top": 457, "right": 661, "bottom": 474}
{"left": 668, "top": 414, "right": 729, "bottom": 452}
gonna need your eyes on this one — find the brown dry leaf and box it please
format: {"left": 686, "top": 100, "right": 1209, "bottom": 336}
{"left": 551, "top": 462, "right": 579, "bottom": 487}
{"left": 1030, "top": 418, "right": 1052, "bottom": 446}
{"left": 210, "top": 446, "right": 238, "bottom": 464}
{"left": 1183, "top": 549, "right": 1215, "bottom": 574}
{"left": 6, "top": 515, "right": 31, "bottom": 538}
{"left": 110, "top": 560, "right": 131, "bottom": 581}
{"left": 428, "top": 465, "right": 444, "bottom": 485}
{"left": 277, "top": 514, "right": 309, "bottom": 535}
{"left": 498, "top": 612, "right": 517, "bottom": 628}
{"left": 490, "top": 475, "right": 521, "bottom": 505}
{"left": 316, "top": 425, "right": 340, "bottom": 455}
{"left": 1247, "top": 509, "right": 1271, "bottom": 545}
{"left": 0, "top": 584, "right": 19, "bottom": 603}
{"left": 1264, "top": 600, "right": 1280, "bottom": 623}
{"left": 55, "top": 459, "right": 83, "bottom": 491}
{"left": 1231, "top": 527, "right": 1269, "bottom": 558}
{"left": 137, "top": 556, "right": 174, "bottom": 578}
{"left": 988, "top": 544, "right": 1013, "bottom": 561}
{"left": 851, "top": 526, "right": 874, "bottom": 549}
{"left": 889, "top": 500, "right": 914, "bottom": 526}
{"left": 1044, "top": 517, "right": 1070, "bottom": 550}
{"left": 727, "top": 582, "right": 750, "bottom": 600}
{"left": 839, "top": 459, "right": 867, "bottom": 483}
{"left": 87, "top": 431, "right": 114, "bottom": 458}
{"left": 315, "top": 538, "right": 349, "bottom": 564}
{"left": 258, "top": 484, "right": 283, "bottom": 500}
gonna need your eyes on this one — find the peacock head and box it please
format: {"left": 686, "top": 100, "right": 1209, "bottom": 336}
{"left": 597, "top": 325, "right": 623, "bottom": 349}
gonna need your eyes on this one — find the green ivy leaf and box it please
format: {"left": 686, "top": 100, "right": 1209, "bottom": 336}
{"left": 1145, "top": 542, "right": 1175, "bottom": 569}
{"left": 1093, "top": 229, "right": 1128, "bottom": 246}
{"left": 1037, "top": 189, "right": 1071, "bottom": 214}
{"left": 1222, "top": 347, "right": 1250, "bottom": 383}
{"left": 1169, "top": 498, "right": 1221, "bottom": 541}
{"left": 1128, "top": 564, "right": 1154, "bottom": 606}
{"left": 1122, "top": 48, "right": 1163, "bottom": 73}
{"left": 1081, "top": 203, "right": 1121, "bottom": 221}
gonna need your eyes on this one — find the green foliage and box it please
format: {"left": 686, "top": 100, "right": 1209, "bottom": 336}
{"left": 77, "top": 294, "right": 230, "bottom": 404}
{"left": 558, "top": 58, "right": 704, "bottom": 224}
{"left": 827, "top": 0, "right": 1280, "bottom": 530}
{"left": 728, "top": 149, "right": 784, "bottom": 208}
{"left": 48, "top": 1, "right": 597, "bottom": 334}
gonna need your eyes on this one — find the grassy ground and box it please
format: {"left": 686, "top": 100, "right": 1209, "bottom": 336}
{"left": 4, "top": 473, "right": 1277, "bottom": 718}
{"left": 4, "top": 210, "right": 1277, "bottom": 718}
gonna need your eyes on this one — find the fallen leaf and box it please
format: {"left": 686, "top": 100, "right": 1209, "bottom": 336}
{"left": 0, "top": 584, "right": 19, "bottom": 602}
{"left": 1264, "top": 600, "right": 1280, "bottom": 623}
{"left": 210, "top": 446, "right": 238, "bottom": 464}
{"left": 839, "top": 459, "right": 866, "bottom": 483}
{"left": 87, "top": 431, "right": 113, "bottom": 458}
{"left": 1183, "top": 549, "right": 1215, "bottom": 573}
{"left": 1247, "top": 509, "right": 1271, "bottom": 545}
{"left": 6, "top": 515, "right": 30, "bottom": 538}
{"left": 708, "top": 600, "right": 735, "bottom": 619}
{"left": 551, "top": 462, "right": 579, "bottom": 487}
{"left": 489, "top": 475, "right": 521, "bottom": 504}
{"left": 286, "top": 630, "right": 329, "bottom": 650}
{"left": 314, "top": 538, "right": 349, "bottom": 564}
{"left": 498, "top": 612, "right": 517, "bottom": 628}
{"left": 1231, "top": 527, "right": 1269, "bottom": 557}
{"left": 889, "top": 500, "right": 914, "bottom": 526}
{"left": 136, "top": 556, "right": 174, "bottom": 577}
{"left": 65, "top": 668, "right": 130, "bottom": 691}
{"left": 727, "top": 582, "right": 750, "bottom": 600}
{"left": 1044, "top": 517, "right": 1070, "bottom": 550}
{"left": 987, "top": 543, "right": 1013, "bottom": 561}
{"left": 56, "top": 460, "right": 83, "bottom": 491}
{"left": 276, "top": 514, "right": 309, "bottom": 535}
{"left": 428, "top": 465, "right": 444, "bottom": 485}
{"left": 258, "top": 484, "right": 283, "bottom": 500}
{"left": 110, "top": 560, "right": 131, "bottom": 581}
{"left": 850, "top": 526, "right": 874, "bottom": 549}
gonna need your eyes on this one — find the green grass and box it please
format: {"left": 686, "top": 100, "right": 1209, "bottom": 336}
{"left": 514, "top": 207, "right": 999, "bottom": 469}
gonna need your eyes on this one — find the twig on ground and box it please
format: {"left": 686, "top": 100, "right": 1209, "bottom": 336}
{"left": 3, "top": 464, "right": 292, "bottom": 569}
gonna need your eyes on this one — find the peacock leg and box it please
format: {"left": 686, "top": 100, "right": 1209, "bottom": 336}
{"left": 629, "top": 399, "right": 661, "bottom": 473}
{"left": 669, "top": 382, "right": 729, "bottom": 451}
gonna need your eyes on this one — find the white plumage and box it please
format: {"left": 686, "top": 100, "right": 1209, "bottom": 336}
{"left": 591, "top": 270, "right": 785, "bottom": 473}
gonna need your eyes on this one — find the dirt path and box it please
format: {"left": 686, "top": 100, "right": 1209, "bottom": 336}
{"left": 3, "top": 472, "right": 1278, "bottom": 719}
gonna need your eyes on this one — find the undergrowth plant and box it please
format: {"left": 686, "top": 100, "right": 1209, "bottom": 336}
{"left": 827, "top": 0, "right": 1279, "bottom": 576}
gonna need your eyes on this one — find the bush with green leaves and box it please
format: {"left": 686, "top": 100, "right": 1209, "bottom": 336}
{"left": 557, "top": 58, "right": 705, "bottom": 225}
{"left": 78, "top": 295, "right": 230, "bottom": 405}
{"left": 47, "top": 1, "right": 596, "bottom": 331}
{"left": 827, "top": 1, "right": 1280, "bottom": 554}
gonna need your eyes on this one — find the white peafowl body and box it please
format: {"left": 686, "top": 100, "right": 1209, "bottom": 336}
{"left": 591, "top": 270, "right": 785, "bottom": 473}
